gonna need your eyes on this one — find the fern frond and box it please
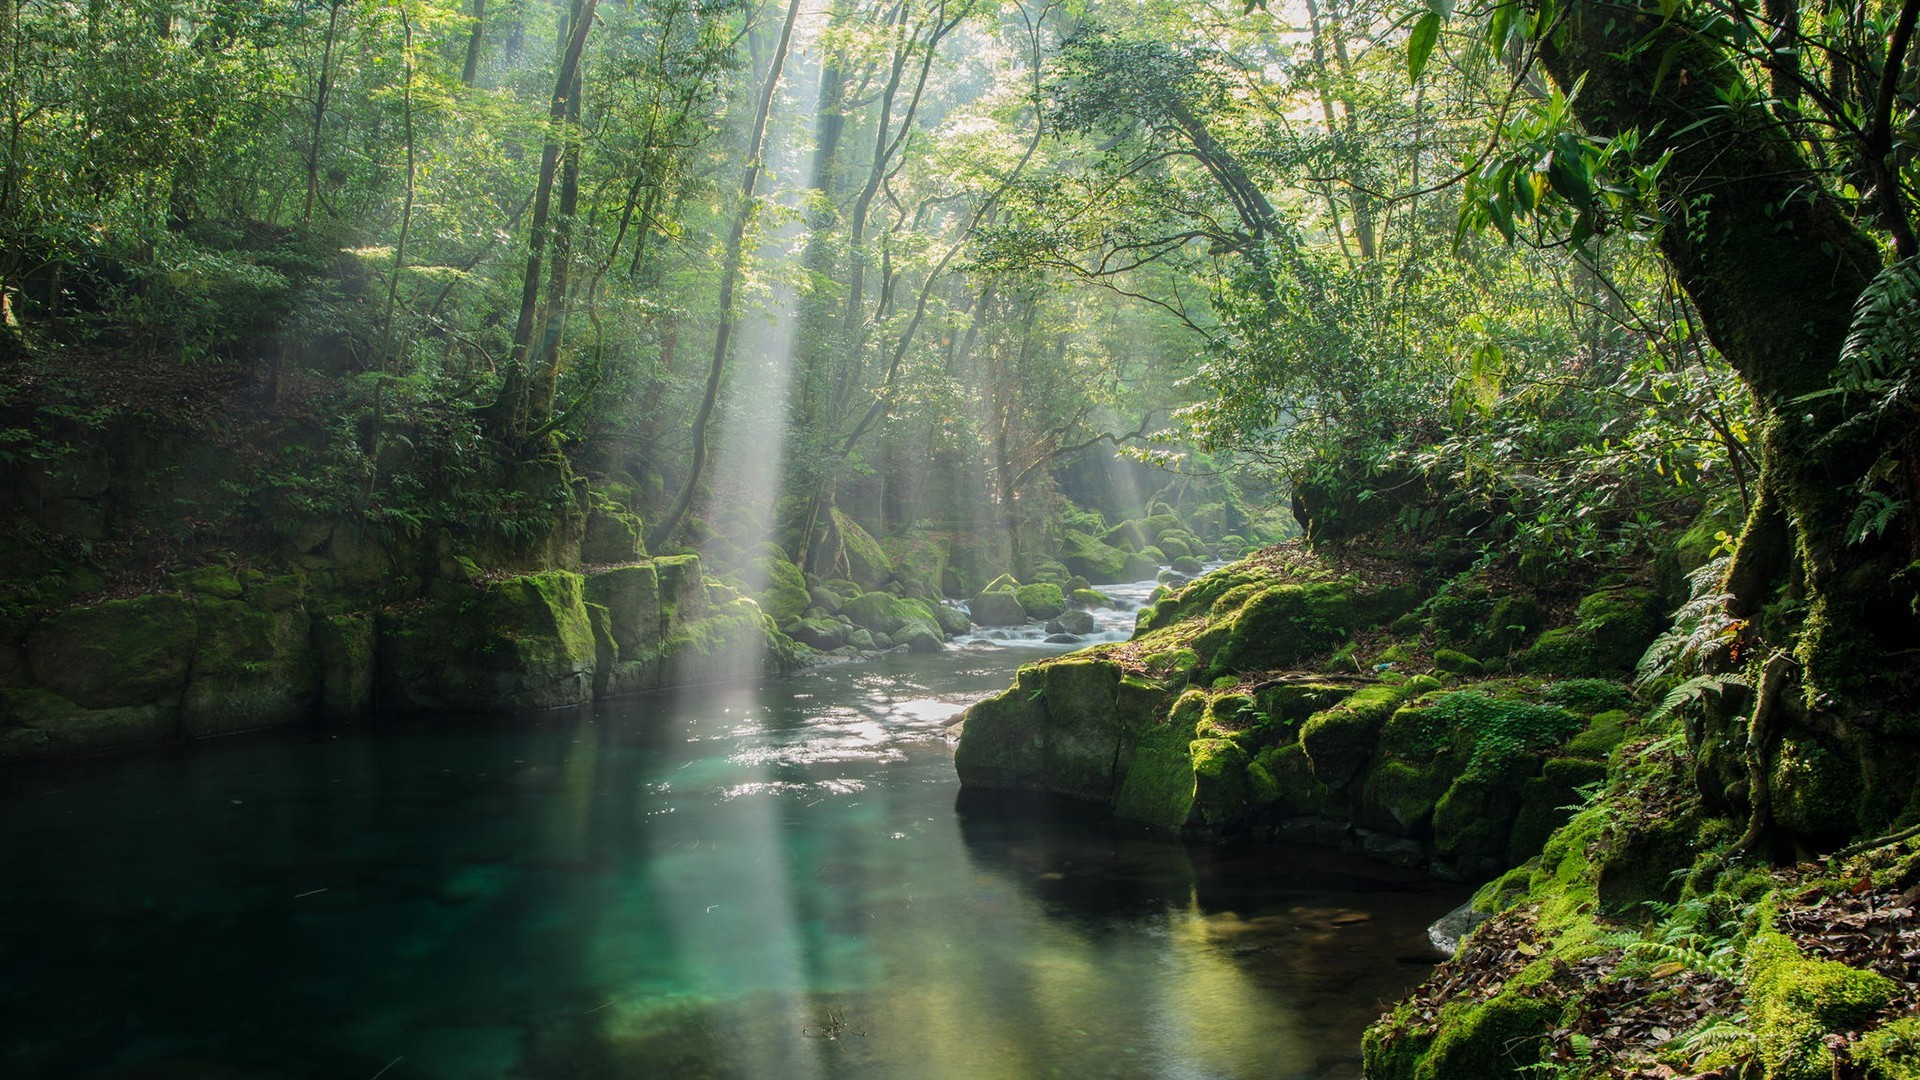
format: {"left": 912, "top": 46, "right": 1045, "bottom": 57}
{"left": 1649, "top": 672, "right": 1749, "bottom": 724}
{"left": 1836, "top": 257, "right": 1920, "bottom": 397}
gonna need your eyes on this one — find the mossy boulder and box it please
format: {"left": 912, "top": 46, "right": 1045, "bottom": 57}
{"left": 1364, "top": 988, "right": 1562, "bottom": 1080}
{"left": 1506, "top": 757, "right": 1608, "bottom": 863}
{"left": 968, "top": 589, "right": 1028, "bottom": 627}
{"left": 1252, "top": 741, "right": 1345, "bottom": 819}
{"left": 1189, "top": 737, "right": 1252, "bottom": 827}
{"left": 1047, "top": 610, "right": 1096, "bottom": 636}
{"left": 582, "top": 505, "right": 646, "bottom": 564}
{"left": 956, "top": 658, "right": 1136, "bottom": 801}
{"left": 787, "top": 616, "right": 850, "bottom": 651}
{"left": 1521, "top": 585, "right": 1664, "bottom": 677}
{"left": 314, "top": 611, "right": 375, "bottom": 719}
{"left": 1299, "top": 683, "right": 1413, "bottom": 788}
{"left": 1746, "top": 919, "right": 1897, "bottom": 1080}
{"left": 585, "top": 563, "right": 665, "bottom": 696}
{"left": 824, "top": 508, "right": 893, "bottom": 590}
{"left": 26, "top": 594, "right": 199, "bottom": 710}
{"left": 1433, "top": 648, "right": 1483, "bottom": 675}
{"left": 662, "top": 595, "right": 797, "bottom": 685}
{"left": 841, "top": 592, "right": 931, "bottom": 637}
{"left": 179, "top": 600, "right": 319, "bottom": 737}
{"left": 0, "top": 687, "right": 178, "bottom": 758}
{"left": 1013, "top": 582, "right": 1067, "bottom": 621}
{"left": 739, "top": 553, "right": 810, "bottom": 625}
{"left": 655, "top": 555, "right": 709, "bottom": 631}
{"left": 377, "top": 570, "right": 599, "bottom": 711}
{"left": 1060, "top": 534, "right": 1158, "bottom": 584}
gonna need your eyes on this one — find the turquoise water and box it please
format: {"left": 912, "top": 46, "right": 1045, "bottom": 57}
{"left": 1, "top": 647, "right": 1464, "bottom": 1080}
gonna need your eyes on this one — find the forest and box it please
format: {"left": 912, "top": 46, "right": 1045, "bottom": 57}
{"left": 0, "top": 0, "right": 1917, "bottom": 1076}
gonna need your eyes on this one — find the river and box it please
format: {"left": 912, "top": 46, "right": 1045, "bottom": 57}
{"left": 0, "top": 580, "right": 1465, "bottom": 1080}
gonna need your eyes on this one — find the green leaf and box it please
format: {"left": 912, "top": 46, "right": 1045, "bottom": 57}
{"left": 1546, "top": 140, "right": 1593, "bottom": 210}
{"left": 1408, "top": 11, "right": 1441, "bottom": 81}
{"left": 1488, "top": 1, "right": 1516, "bottom": 51}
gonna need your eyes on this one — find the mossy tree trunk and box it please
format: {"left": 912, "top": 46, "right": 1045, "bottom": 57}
{"left": 1535, "top": 0, "right": 1920, "bottom": 843}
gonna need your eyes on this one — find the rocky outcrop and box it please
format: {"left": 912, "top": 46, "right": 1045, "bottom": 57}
{"left": 0, "top": 553, "right": 798, "bottom": 761}
{"left": 952, "top": 547, "right": 1645, "bottom": 877}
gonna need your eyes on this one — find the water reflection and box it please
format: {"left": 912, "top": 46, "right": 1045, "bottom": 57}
{"left": 1, "top": 649, "right": 1462, "bottom": 1080}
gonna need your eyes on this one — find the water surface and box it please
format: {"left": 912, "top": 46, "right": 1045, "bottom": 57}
{"left": 2, "top": 615, "right": 1464, "bottom": 1080}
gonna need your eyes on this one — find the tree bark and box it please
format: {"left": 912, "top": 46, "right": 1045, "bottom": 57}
{"left": 1535, "top": 0, "right": 1918, "bottom": 836}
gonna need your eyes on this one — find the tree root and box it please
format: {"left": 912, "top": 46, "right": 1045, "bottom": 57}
{"left": 1733, "top": 650, "right": 1796, "bottom": 854}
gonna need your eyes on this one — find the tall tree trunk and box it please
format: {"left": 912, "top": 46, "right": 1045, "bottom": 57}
{"left": 303, "top": 1, "right": 345, "bottom": 223}
{"left": 462, "top": 0, "right": 487, "bottom": 86}
{"left": 648, "top": 0, "right": 805, "bottom": 550}
{"left": 1536, "top": 0, "right": 1917, "bottom": 841}
{"left": 498, "top": 0, "right": 599, "bottom": 443}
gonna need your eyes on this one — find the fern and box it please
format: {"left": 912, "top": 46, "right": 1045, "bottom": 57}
{"left": 1834, "top": 256, "right": 1920, "bottom": 408}
{"left": 1675, "top": 1015, "right": 1760, "bottom": 1077}
{"left": 1637, "top": 555, "right": 1739, "bottom": 686}
{"left": 1649, "top": 672, "right": 1750, "bottom": 724}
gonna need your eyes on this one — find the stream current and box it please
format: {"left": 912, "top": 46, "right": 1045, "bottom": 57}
{"left": 1, "top": 575, "right": 1465, "bottom": 1080}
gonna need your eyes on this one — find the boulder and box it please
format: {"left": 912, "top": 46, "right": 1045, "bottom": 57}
{"left": 1014, "top": 583, "right": 1067, "bottom": 620}
{"left": 1047, "top": 610, "right": 1096, "bottom": 635}
{"left": 968, "top": 590, "right": 1028, "bottom": 627}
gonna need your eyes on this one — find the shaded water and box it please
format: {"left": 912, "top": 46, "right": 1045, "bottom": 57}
{"left": 1, "top": 627, "right": 1464, "bottom": 1080}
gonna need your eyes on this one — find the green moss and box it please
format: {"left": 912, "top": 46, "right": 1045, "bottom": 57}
{"left": 1209, "top": 581, "right": 1265, "bottom": 618}
{"left": 1071, "top": 588, "right": 1110, "bottom": 608}
{"left": 741, "top": 553, "right": 809, "bottom": 624}
{"left": 1856, "top": 1017, "right": 1920, "bottom": 1080}
{"left": 1507, "top": 757, "right": 1608, "bottom": 863}
{"left": 1542, "top": 678, "right": 1636, "bottom": 715}
{"left": 1768, "top": 731, "right": 1858, "bottom": 839}
{"left": 1433, "top": 648, "right": 1483, "bottom": 675}
{"left": 1013, "top": 582, "right": 1068, "bottom": 620}
{"left": 26, "top": 594, "right": 199, "bottom": 709}
{"left": 1255, "top": 682, "right": 1357, "bottom": 725}
{"left": 1746, "top": 916, "right": 1897, "bottom": 1080}
{"left": 1521, "top": 586, "right": 1664, "bottom": 677}
{"left": 827, "top": 508, "right": 892, "bottom": 589}
{"left": 1217, "top": 583, "right": 1349, "bottom": 672}
{"left": 1481, "top": 593, "right": 1545, "bottom": 654}
{"left": 1566, "top": 709, "right": 1632, "bottom": 758}
{"left": 1113, "top": 693, "right": 1203, "bottom": 828}
{"left": 173, "top": 564, "right": 244, "bottom": 599}
{"left": 1189, "top": 737, "right": 1251, "bottom": 827}
{"left": 1254, "top": 741, "right": 1344, "bottom": 818}
{"left": 1365, "top": 988, "right": 1560, "bottom": 1080}
{"left": 1300, "top": 683, "right": 1411, "bottom": 788}
{"left": 1360, "top": 759, "right": 1450, "bottom": 832}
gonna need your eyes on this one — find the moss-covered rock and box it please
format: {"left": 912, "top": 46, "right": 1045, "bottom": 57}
{"left": 662, "top": 595, "right": 796, "bottom": 685}
{"left": 27, "top": 594, "right": 199, "bottom": 709}
{"left": 1364, "top": 988, "right": 1561, "bottom": 1080}
{"left": 586, "top": 563, "right": 664, "bottom": 696}
{"left": 1013, "top": 582, "right": 1068, "bottom": 621}
{"left": 843, "top": 592, "right": 940, "bottom": 638}
{"left": 1746, "top": 917, "right": 1897, "bottom": 1080}
{"left": 824, "top": 508, "right": 892, "bottom": 590}
{"left": 1189, "top": 737, "right": 1251, "bottom": 827}
{"left": 967, "top": 589, "right": 1028, "bottom": 627}
{"left": 314, "top": 611, "right": 374, "bottom": 719}
{"left": 1433, "top": 648, "right": 1483, "bottom": 675}
{"left": 1299, "top": 682, "right": 1413, "bottom": 788}
{"left": 377, "top": 570, "right": 599, "bottom": 711}
{"left": 738, "top": 553, "right": 810, "bottom": 625}
{"left": 0, "top": 687, "right": 175, "bottom": 757}
{"left": 1060, "top": 533, "right": 1158, "bottom": 584}
{"left": 581, "top": 505, "right": 645, "bottom": 564}
{"left": 179, "top": 600, "right": 319, "bottom": 736}
{"left": 1856, "top": 1017, "right": 1920, "bottom": 1080}
{"left": 1521, "top": 585, "right": 1664, "bottom": 676}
